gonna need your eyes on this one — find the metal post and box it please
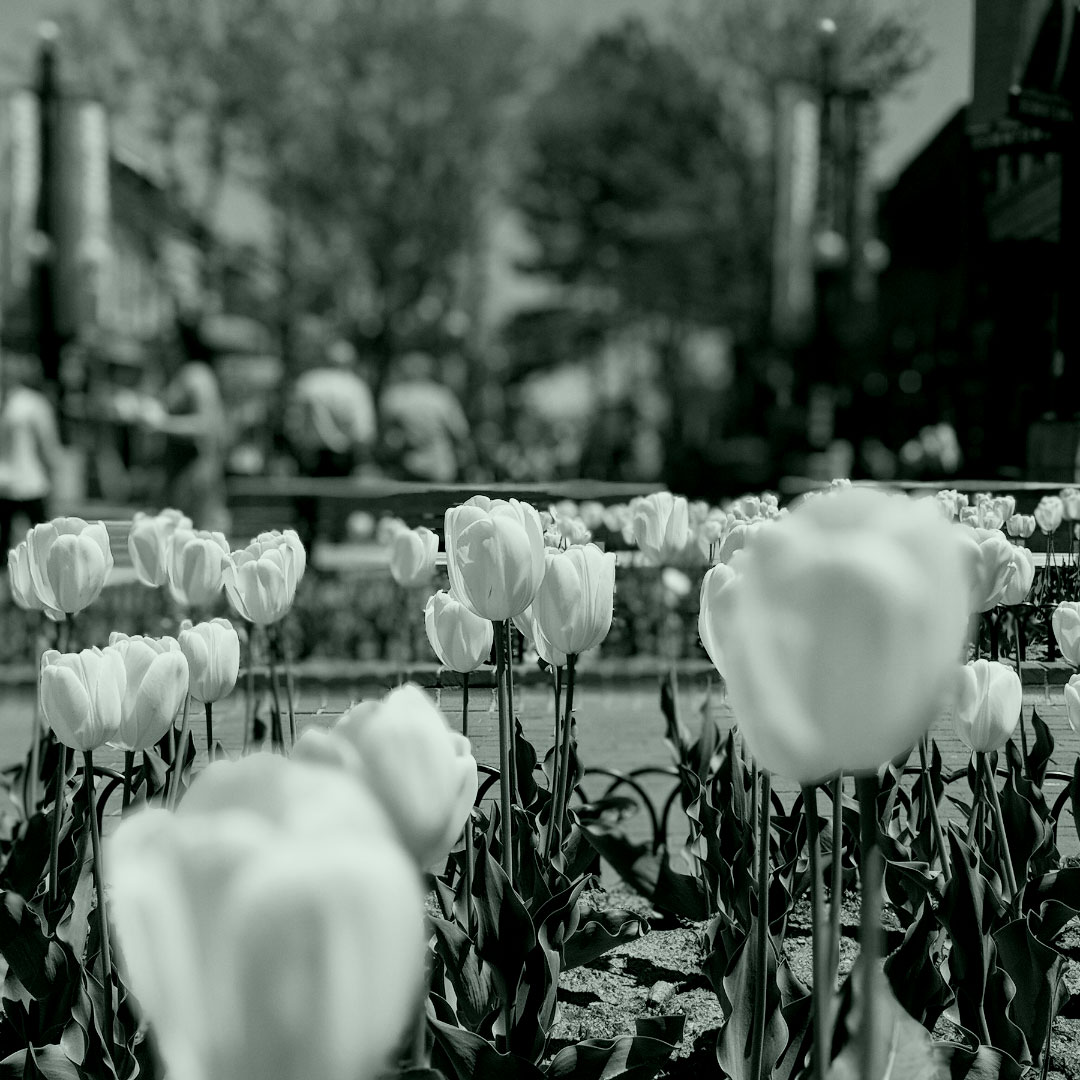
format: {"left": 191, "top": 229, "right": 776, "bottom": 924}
{"left": 34, "top": 23, "right": 62, "bottom": 405}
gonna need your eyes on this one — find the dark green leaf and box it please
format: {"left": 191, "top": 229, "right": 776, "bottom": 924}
{"left": 544, "top": 1018, "right": 684, "bottom": 1080}
{"left": 1025, "top": 707, "right": 1053, "bottom": 789}
{"left": 933, "top": 1041, "right": 1023, "bottom": 1080}
{"left": 428, "top": 1017, "right": 544, "bottom": 1080}
{"left": 563, "top": 909, "right": 648, "bottom": 970}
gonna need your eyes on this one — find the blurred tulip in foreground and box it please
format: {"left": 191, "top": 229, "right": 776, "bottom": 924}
{"left": 108, "top": 634, "right": 189, "bottom": 751}
{"left": 532, "top": 543, "right": 615, "bottom": 656}
{"left": 1052, "top": 602, "right": 1080, "bottom": 666}
{"left": 334, "top": 684, "right": 478, "bottom": 868}
{"left": 40, "top": 646, "right": 126, "bottom": 752}
{"left": 128, "top": 509, "right": 193, "bottom": 588}
{"left": 179, "top": 619, "right": 241, "bottom": 704}
{"left": 952, "top": 660, "right": 1021, "bottom": 753}
{"left": 713, "top": 487, "right": 969, "bottom": 783}
{"left": 107, "top": 754, "right": 424, "bottom": 1080}
{"left": 424, "top": 590, "right": 492, "bottom": 672}
{"left": 24, "top": 517, "right": 113, "bottom": 619}
{"left": 444, "top": 495, "right": 546, "bottom": 621}
{"left": 388, "top": 526, "right": 438, "bottom": 587}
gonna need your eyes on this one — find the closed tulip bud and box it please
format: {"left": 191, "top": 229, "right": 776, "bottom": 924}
{"left": 632, "top": 492, "right": 696, "bottom": 566}
{"left": 961, "top": 526, "right": 1017, "bottom": 612}
{"left": 424, "top": 590, "right": 493, "bottom": 672}
{"left": 179, "top": 618, "right": 241, "bottom": 704}
{"left": 334, "top": 684, "right": 478, "bottom": 868}
{"left": 40, "top": 645, "right": 126, "bottom": 752}
{"left": 1061, "top": 488, "right": 1080, "bottom": 521}
{"left": 7, "top": 541, "right": 44, "bottom": 613}
{"left": 994, "top": 495, "right": 1016, "bottom": 521}
{"left": 388, "top": 527, "right": 438, "bottom": 587}
{"left": 444, "top": 495, "right": 546, "bottom": 621}
{"left": 532, "top": 543, "right": 616, "bottom": 656}
{"left": 128, "top": 509, "right": 193, "bottom": 587}
{"left": 108, "top": 636, "right": 189, "bottom": 751}
{"left": 225, "top": 535, "right": 304, "bottom": 625}
{"left": 513, "top": 605, "right": 568, "bottom": 668}
{"left": 252, "top": 530, "right": 307, "bottom": 588}
{"left": 959, "top": 505, "right": 979, "bottom": 528}
{"left": 25, "top": 517, "right": 113, "bottom": 619}
{"left": 951, "top": 660, "right": 1021, "bottom": 753}
{"left": 167, "top": 528, "right": 229, "bottom": 608}
{"left": 1065, "top": 675, "right": 1080, "bottom": 734}
{"left": 698, "top": 562, "right": 739, "bottom": 678}
{"left": 1006, "top": 514, "right": 1036, "bottom": 539}
{"left": 1035, "top": 495, "right": 1064, "bottom": 534}
{"left": 1052, "top": 601, "right": 1080, "bottom": 666}
{"left": 713, "top": 488, "right": 969, "bottom": 784}
{"left": 1000, "top": 545, "right": 1035, "bottom": 606}
{"left": 108, "top": 757, "right": 424, "bottom": 1080}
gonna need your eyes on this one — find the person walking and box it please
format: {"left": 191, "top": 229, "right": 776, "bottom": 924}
{"left": 0, "top": 352, "right": 65, "bottom": 553}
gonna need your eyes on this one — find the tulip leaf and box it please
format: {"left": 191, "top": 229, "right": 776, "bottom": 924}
{"left": 1024, "top": 707, "right": 1053, "bottom": 790}
{"left": 544, "top": 1017, "right": 685, "bottom": 1080}
{"left": 715, "top": 913, "right": 789, "bottom": 1080}
{"left": 428, "top": 1016, "right": 545, "bottom": 1080}
{"left": 992, "top": 915, "right": 1068, "bottom": 1067}
{"left": 932, "top": 1041, "right": 1024, "bottom": 1080}
{"left": 1020, "top": 867, "right": 1080, "bottom": 942}
{"left": 562, "top": 908, "right": 649, "bottom": 970}
{"left": 0, "top": 815, "right": 51, "bottom": 902}
{"left": 429, "top": 917, "right": 499, "bottom": 1033}
{"left": 883, "top": 900, "right": 953, "bottom": 1030}
{"left": 998, "top": 742, "right": 1056, "bottom": 884}
{"left": 1071, "top": 756, "right": 1080, "bottom": 845}
{"left": 513, "top": 722, "right": 540, "bottom": 812}
{"left": 0, "top": 1044, "right": 85, "bottom": 1080}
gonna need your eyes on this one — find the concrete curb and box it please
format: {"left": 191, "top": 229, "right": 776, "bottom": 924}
{"left": 0, "top": 657, "right": 1072, "bottom": 690}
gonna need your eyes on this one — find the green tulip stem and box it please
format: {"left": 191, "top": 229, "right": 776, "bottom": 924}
{"left": 802, "top": 786, "right": 829, "bottom": 1080}
{"left": 855, "top": 773, "right": 884, "bottom": 1080}
{"left": 919, "top": 737, "right": 951, "bottom": 883}
{"left": 275, "top": 624, "right": 297, "bottom": 746}
{"left": 968, "top": 753, "right": 984, "bottom": 846}
{"left": 243, "top": 621, "right": 256, "bottom": 753}
{"left": 167, "top": 695, "right": 192, "bottom": 811}
{"left": 749, "top": 767, "right": 772, "bottom": 1080}
{"left": 83, "top": 751, "right": 115, "bottom": 1064}
{"left": 555, "top": 654, "right": 578, "bottom": 865}
{"left": 121, "top": 751, "right": 135, "bottom": 811}
{"left": 27, "top": 665, "right": 43, "bottom": 812}
{"left": 504, "top": 621, "right": 519, "bottom": 805}
{"left": 265, "top": 628, "right": 286, "bottom": 752}
{"left": 1014, "top": 613, "right": 1030, "bottom": 772}
{"left": 493, "top": 622, "right": 514, "bottom": 887}
{"left": 980, "top": 752, "right": 1018, "bottom": 901}
{"left": 548, "top": 665, "right": 564, "bottom": 864}
{"left": 828, "top": 773, "right": 844, "bottom": 991}
{"left": 204, "top": 703, "right": 214, "bottom": 762}
{"left": 461, "top": 673, "right": 475, "bottom": 936}
{"left": 750, "top": 758, "right": 759, "bottom": 854}
{"left": 48, "top": 747, "right": 67, "bottom": 906}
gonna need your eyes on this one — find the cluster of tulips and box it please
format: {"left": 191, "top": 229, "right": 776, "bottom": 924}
{"left": 3, "top": 481, "right": 1078, "bottom": 1080}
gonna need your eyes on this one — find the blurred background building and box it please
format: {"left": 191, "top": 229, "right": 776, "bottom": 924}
{"left": 0, "top": 0, "right": 1075, "bottom": 533}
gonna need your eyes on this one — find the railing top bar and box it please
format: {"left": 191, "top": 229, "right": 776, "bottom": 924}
{"left": 224, "top": 477, "right": 666, "bottom": 501}
{"left": 784, "top": 477, "right": 1080, "bottom": 495}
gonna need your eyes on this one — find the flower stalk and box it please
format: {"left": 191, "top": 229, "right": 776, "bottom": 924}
{"left": 749, "top": 767, "right": 771, "bottom": 1080}
{"left": 855, "top": 773, "right": 883, "bottom": 1080}
{"left": 919, "top": 737, "right": 951, "bottom": 883}
{"left": 167, "top": 694, "right": 192, "bottom": 810}
{"left": 554, "top": 653, "right": 578, "bottom": 863}
{"left": 493, "top": 622, "right": 514, "bottom": 887}
{"left": 83, "top": 750, "right": 115, "bottom": 1063}
{"left": 803, "top": 785, "right": 828, "bottom": 1080}
{"left": 979, "top": 751, "right": 1018, "bottom": 901}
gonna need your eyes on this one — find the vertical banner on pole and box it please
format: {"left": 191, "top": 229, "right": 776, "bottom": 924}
{"left": 772, "top": 82, "right": 820, "bottom": 346}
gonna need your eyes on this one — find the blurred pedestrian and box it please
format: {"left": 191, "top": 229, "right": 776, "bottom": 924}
{"left": 137, "top": 323, "right": 229, "bottom": 532}
{"left": 0, "top": 352, "right": 65, "bottom": 553}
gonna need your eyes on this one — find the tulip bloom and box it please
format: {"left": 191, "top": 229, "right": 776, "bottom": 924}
{"left": 513, "top": 605, "right": 568, "bottom": 668}
{"left": 424, "top": 591, "right": 493, "bottom": 672}
{"left": 1006, "top": 514, "right": 1036, "bottom": 539}
{"left": 1034, "top": 495, "right": 1064, "bottom": 534}
{"left": 333, "top": 684, "right": 478, "bottom": 868}
{"left": 40, "top": 646, "right": 126, "bottom": 752}
{"left": 225, "top": 533, "right": 306, "bottom": 625}
{"left": 698, "top": 562, "right": 739, "bottom": 678}
{"left": 388, "top": 526, "right": 439, "bottom": 587}
{"left": 1061, "top": 488, "right": 1080, "bottom": 521}
{"left": 713, "top": 487, "right": 969, "bottom": 783}
{"left": 1000, "top": 546, "right": 1035, "bottom": 607}
{"left": 532, "top": 543, "right": 616, "bottom": 656}
{"left": 167, "top": 529, "right": 230, "bottom": 608}
{"left": 1065, "top": 675, "right": 1080, "bottom": 734}
{"left": 444, "top": 495, "right": 546, "bottom": 621}
{"left": 128, "top": 509, "right": 193, "bottom": 588}
{"left": 7, "top": 541, "right": 44, "bottom": 613}
{"left": 1052, "top": 602, "right": 1080, "bottom": 666}
{"left": 107, "top": 755, "right": 425, "bottom": 1080}
{"left": 24, "top": 517, "right": 113, "bottom": 620}
{"left": 961, "top": 526, "right": 1017, "bottom": 612}
{"left": 631, "top": 492, "right": 695, "bottom": 566}
{"left": 179, "top": 618, "right": 241, "bottom": 704}
{"left": 108, "top": 635, "right": 189, "bottom": 752}
{"left": 952, "top": 660, "right": 1021, "bottom": 753}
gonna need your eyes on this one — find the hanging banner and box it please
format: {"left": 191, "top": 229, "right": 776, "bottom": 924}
{"left": 771, "top": 81, "right": 820, "bottom": 345}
